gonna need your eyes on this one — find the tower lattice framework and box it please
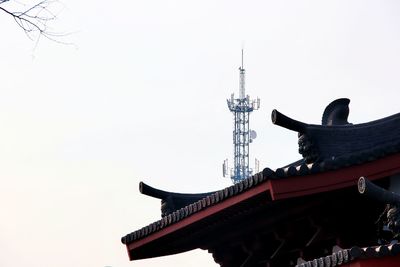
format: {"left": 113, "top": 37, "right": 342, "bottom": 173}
{"left": 224, "top": 50, "right": 260, "bottom": 184}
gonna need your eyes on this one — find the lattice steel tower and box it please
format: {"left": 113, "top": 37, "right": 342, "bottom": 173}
{"left": 223, "top": 50, "right": 260, "bottom": 184}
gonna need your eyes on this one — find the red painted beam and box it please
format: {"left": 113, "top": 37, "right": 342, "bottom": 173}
{"left": 269, "top": 153, "right": 400, "bottom": 200}
{"left": 349, "top": 254, "right": 400, "bottom": 267}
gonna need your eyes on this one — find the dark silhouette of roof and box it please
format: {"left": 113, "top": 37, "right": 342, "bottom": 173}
{"left": 121, "top": 98, "right": 400, "bottom": 265}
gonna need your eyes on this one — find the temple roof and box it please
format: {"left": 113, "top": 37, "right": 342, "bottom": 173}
{"left": 121, "top": 98, "right": 400, "bottom": 264}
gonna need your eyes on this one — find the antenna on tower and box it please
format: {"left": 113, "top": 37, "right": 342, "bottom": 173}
{"left": 239, "top": 49, "right": 246, "bottom": 99}
{"left": 223, "top": 50, "right": 261, "bottom": 184}
{"left": 241, "top": 49, "right": 244, "bottom": 69}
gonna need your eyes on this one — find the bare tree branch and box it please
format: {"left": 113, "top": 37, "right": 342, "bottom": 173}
{"left": 0, "top": 0, "right": 71, "bottom": 44}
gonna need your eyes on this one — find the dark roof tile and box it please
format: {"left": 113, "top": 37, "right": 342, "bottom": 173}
{"left": 310, "top": 163, "right": 321, "bottom": 174}
{"left": 275, "top": 168, "right": 286, "bottom": 178}
{"left": 376, "top": 245, "right": 390, "bottom": 256}
{"left": 243, "top": 178, "right": 249, "bottom": 189}
{"left": 288, "top": 165, "right": 298, "bottom": 176}
{"left": 228, "top": 185, "right": 234, "bottom": 196}
{"left": 389, "top": 243, "right": 400, "bottom": 255}
{"left": 323, "top": 255, "right": 331, "bottom": 267}
{"left": 218, "top": 190, "right": 224, "bottom": 201}
{"left": 262, "top": 167, "right": 275, "bottom": 179}
{"left": 299, "top": 163, "right": 310, "bottom": 176}
{"left": 363, "top": 246, "right": 377, "bottom": 258}
{"left": 211, "top": 194, "right": 216, "bottom": 205}
{"left": 192, "top": 203, "right": 198, "bottom": 213}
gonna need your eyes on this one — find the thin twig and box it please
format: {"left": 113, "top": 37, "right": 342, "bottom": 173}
{"left": 0, "top": 0, "right": 71, "bottom": 44}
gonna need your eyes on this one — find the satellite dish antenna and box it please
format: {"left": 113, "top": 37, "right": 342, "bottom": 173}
{"left": 250, "top": 130, "right": 257, "bottom": 140}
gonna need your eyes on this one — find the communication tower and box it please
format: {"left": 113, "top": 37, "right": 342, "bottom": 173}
{"left": 223, "top": 50, "right": 260, "bottom": 184}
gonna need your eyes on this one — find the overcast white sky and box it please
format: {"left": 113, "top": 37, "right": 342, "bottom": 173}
{"left": 1, "top": 1, "right": 400, "bottom": 266}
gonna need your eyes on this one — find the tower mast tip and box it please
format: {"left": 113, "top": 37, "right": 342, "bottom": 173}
{"left": 241, "top": 49, "right": 244, "bottom": 69}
